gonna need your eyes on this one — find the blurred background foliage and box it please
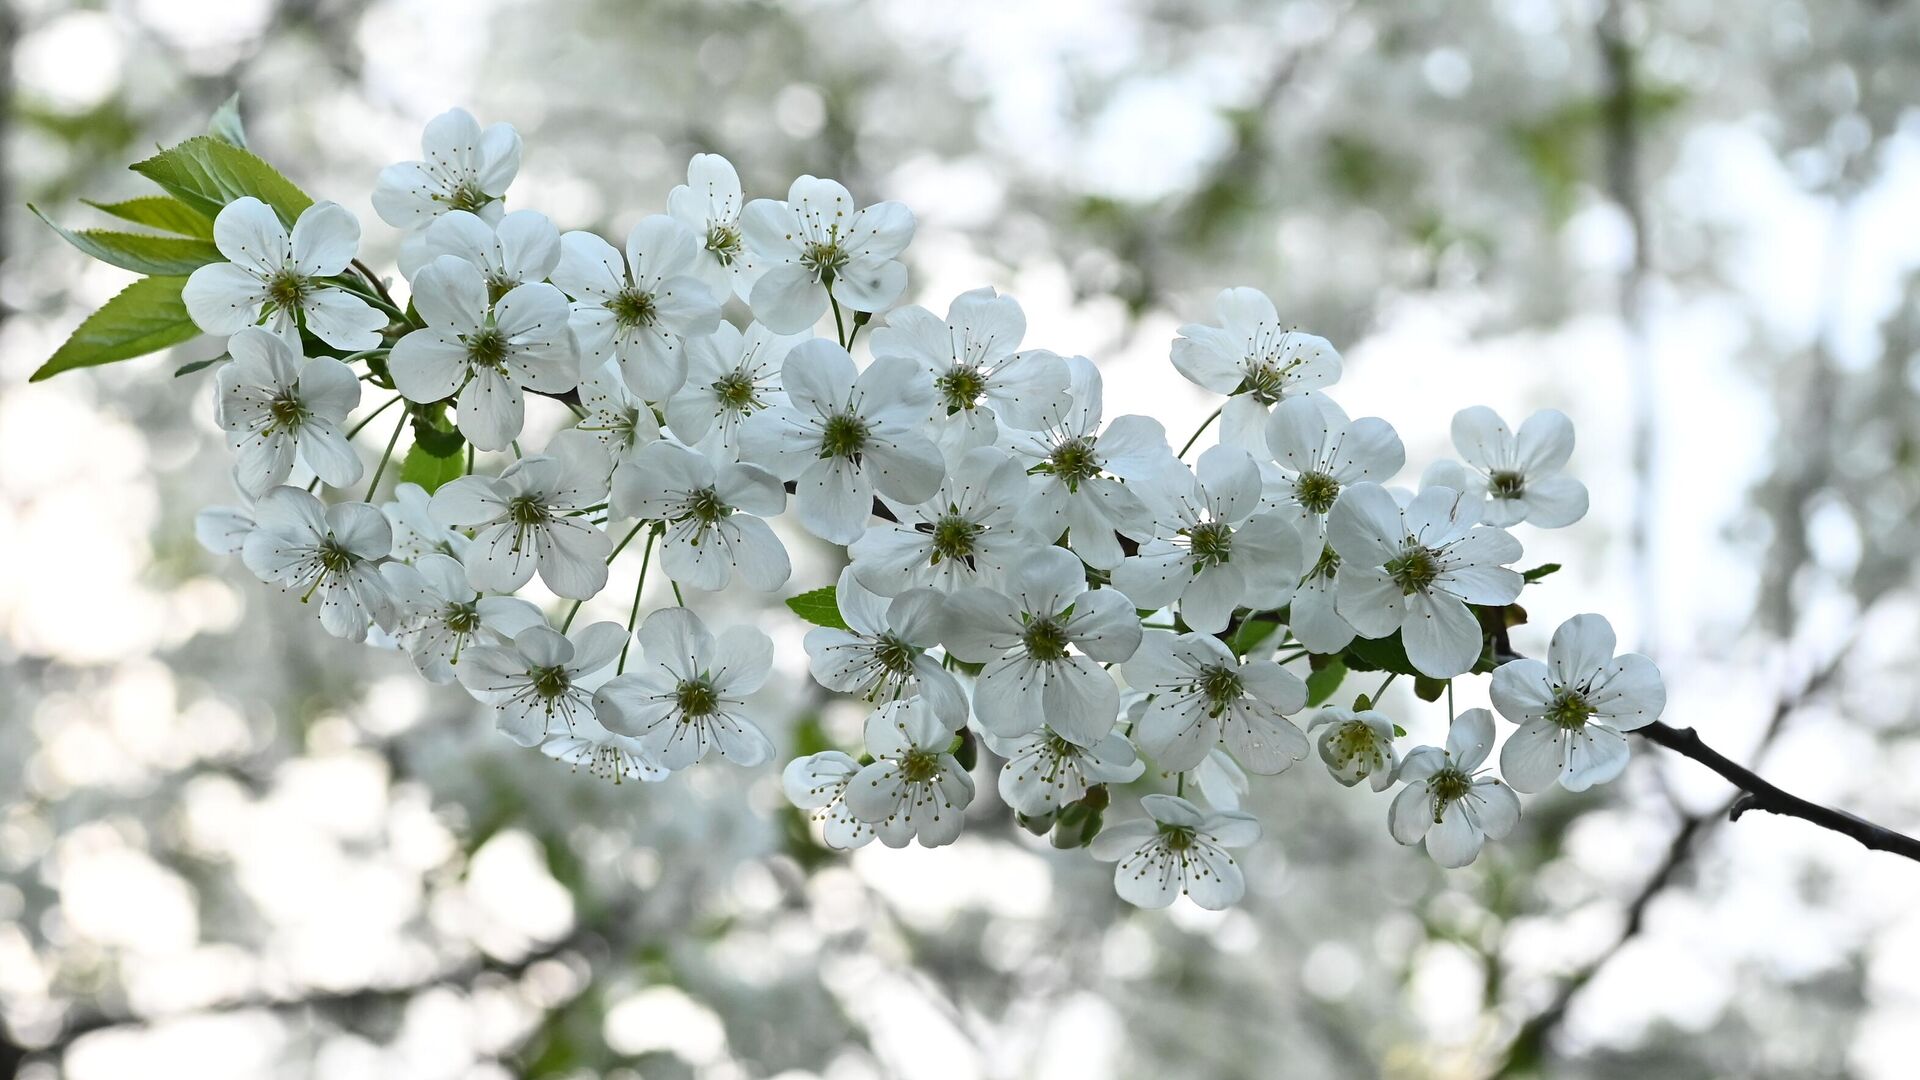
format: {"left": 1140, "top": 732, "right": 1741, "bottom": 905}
{"left": 4, "top": 0, "right": 1920, "bottom": 1077}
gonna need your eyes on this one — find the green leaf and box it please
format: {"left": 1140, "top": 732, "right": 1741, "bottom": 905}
{"left": 131, "top": 135, "right": 312, "bottom": 225}
{"left": 32, "top": 204, "right": 222, "bottom": 276}
{"left": 1521, "top": 562, "right": 1562, "bottom": 583}
{"left": 30, "top": 276, "right": 200, "bottom": 382}
{"left": 400, "top": 443, "right": 466, "bottom": 494}
{"left": 785, "top": 586, "right": 848, "bottom": 631}
{"left": 1229, "top": 615, "right": 1282, "bottom": 657}
{"left": 83, "top": 196, "right": 214, "bottom": 238}
{"left": 1393, "top": 724, "right": 1408, "bottom": 738}
{"left": 409, "top": 402, "right": 466, "bottom": 456}
{"left": 207, "top": 92, "right": 247, "bottom": 148}
{"left": 1342, "top": 633, "right": 1421, "bottom": 676}
{"left": 1305, "top": 656, "right": 1347, "bottom": 707}
{"left": 174, "top": 353, "right": 227, "bottom": 378}
{"left": 1413, "top": 675, "right": 1448, "bottom": 702}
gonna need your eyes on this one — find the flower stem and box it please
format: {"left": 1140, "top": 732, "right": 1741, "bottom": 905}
{"left": 606, "top": 520, "right": 647, "bottom": 564}
{"left": 1178, "top": 406, "right": 1224, "bottom": 458}
{"left": 345, "top": 395, "right": 405, "bottom": 440}
{"left": 1175, "top": 771, "right": 1186, "bottom": 797}
{"left": 560, "top": 598, "right": 583, "bottom": 632}
{"left": 617, "top": 530, "right": 658, "bottom": 675}
{"left": 1375, "top": 672, "right": 1397, "bottom": 700}
{"left": 363, "top": 408, "right": 408, "bottom": 501}
{"left": 465, "top": 443, "right": 475, "bottom": 476}
{"left": 831, "top": 297, "right": 848, "bottom": 349}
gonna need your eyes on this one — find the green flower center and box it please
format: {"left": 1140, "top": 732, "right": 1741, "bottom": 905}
{"left": 446, "top": 181, "right": 491, "bottom": 213}
{"left": 316, "top": 541, "right": 354, "bottom": 575}
{"left": 1022, "top": 616, "right": 1071, "bottom": 662}
{"left": 530, "top": 665, "right": 571, "bottom": 699}
{"left": 507, "top": 496, "right": 548, "bottom": 526}
{"left": 444, "top": 604, "right": 480, "bottom": 635}
{"left": 819, "top": 412, "right": 869, "bottom": 459}
{"left": 681, "top": 486, "right": 731, "bottom": 526}
{"left": 929, "top": 513, "right": 981, "bottom": 565}
{"left": 801, "top": 239, "right": 849, "bottom": 279}
{"left": 1329, "top": 720, "right": 1382, "bottom": 767}
{"left": 1184, "top": 521, "right": 1233, "bottom": 569}
{"left": 1044, "top": 436, "right": 1101, "bottom": 490}
{"left": 1309, "top": 543, "right": 1341, "bottom": 579}
{"left": 1198, "top": 664, "right": 1243, "bottom": 715}
{"left": 1295, "top": 471, "right": 1341, "bottom": 515}
{"left": 675, "top": 676, "right": 719, "bottom": 718}
{"left": 706, "top": 223, "right": 744, "bottom": 266}
{"left": 874, "top": 635, "right": 917, "bottom": 676}
{"left": 1239, "top": 361, "right": 1291, "bottom": 405}
{"left": 608, "top": 287, "right": 657, "bottom": 329}
{"left": 466, "top": 327, "right": 509, "bottom": 370}
{"left": 1385, "top": 546, "right": 1441, "bottom": 595}
{"left": 712, "top": 370, "right": 759, "bottom": 412}
{"left": 897, "top": 748, "right": 941, "bottom": 784}
{"left": 935, "top": 363, "right": 990, "bottom": 413}
{"left": 1429, "top": 766, "right": 1473, "bottom": 821}
{"left": 1158, "top": 824, "right": 1196, "bottom": 851}
{"left": 1547, "top": 688, "right": 1594, "bottom": 731}
{"left": 265, "top": 270, "right": 309, "bottom": 312}
{"left": 1489, "top": 470, "right": 1526, "bottom": 499}
{"left": 267, "top": 392, "right": 308, "bottom": 431}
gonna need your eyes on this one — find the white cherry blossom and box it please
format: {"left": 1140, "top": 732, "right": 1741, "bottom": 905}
{"left": 456, "top": 621, "right": 626, "bottom": 747}
{"left": 592, "top": 607, "right": 775, "bottom": 771}
{"left": 552, "top": 217, "right": 722, "bottom": 397}
{"left": 373, "top": 107, "right": 521, "bottom": 229}
{"left": 738, "top": 340, "right": 943, "bottom": 544}
{"left": 1110, "top": 445, "right": 1305, "bottom": 633}
{"left": 983, "top": 726, "right": 1142, "bottom": 817}
{"left": 380, "top": 552, "right": 545, "bottom": 684}
{"left": 1445, "top": 406, "right": 1589, "bottom": 528}
{"left": 847, "top": 446, "right": 1040, "bottom": 596}
{"left": 868, "top": 287, "right": 1071, "bottom": 456}
{"left": 213, "top": 327, "right": 361, "bottom": 496}
{"left": 1388, "top": 708, "right": 1520, "bottom": 868}
{"left": 183, "top": 197, "right": 385, "bottom": 351}
{"left": 240, "top": 487, "right": 395, "bottom": 642}
{"left": 666, "top": 153, "right": 762, "bottom": 299}
{"left": 540, "top": 707, "right": 670, "bottom": 784}
{"left": 1123, "top": 630, "right": 1309, "bottom": 774}
{"left": 405, "top": 208, "right": 561, "bottom": 291}
{"left": 384, "top": 481, "right": 466, "bottom": 562}
{"left": 1261, "top": 394, "right": 1405, "bottom": 542}
{"left": 428, "top": 430, "right": 613, "bottom": 599}
{"left": 1091, "top": 794, "right": 1259, "bottom": 910}
{"left": 1328, "top": 482, "right": 1523, "bottom": 678}
{"left": 843, "top": 699, "right": 975, "bottom": 849}
{"left": 1307, "top": 706, "right": 1400, "bottom": 791}
{"left": 1173, "top": 287, "right": 1341, "bottom": 455}
{"left": 1007, "top": 356, "right": 1175, "bottom": 570}
{"left": 389, "top": 255, "right": 577, "bottom": 451}
{"left": 666, "top": 321, "right": 800, "bottom": 459}
{"left": 783, "top": 751, "right": 876, "bottom": 850}
{"left": 610, "top": 440, "right": 790, "bottom": 592}
{"left": 577, "top": 360, "right": 661, "bottom": 466}
{"left": 943, "top": 547, "right": 1141, "bottom": 745}
{"left": 802, "top": 569, "right": 966, "bottom": 728}
{"left": 1491, "top": 613, "right": 1666, "bottom": 793}
{"left": 739, "top": 176, "right": 914, "bottom": 333}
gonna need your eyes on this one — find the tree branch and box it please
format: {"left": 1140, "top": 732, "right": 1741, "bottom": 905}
{"left": 1632, "top": 721, "right": 1920, "bottom": 860}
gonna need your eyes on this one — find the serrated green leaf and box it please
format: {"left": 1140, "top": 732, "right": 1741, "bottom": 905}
{"left": 32, "top": 204, "right": 222, "bottom": 276}
{"left": 400, "top": 443, "right": 466, "bottom": 494}
{"left": 1305, "top": 656, "right": 1347, "bottom": 707}
{"left": 83, "top": 196, "right": 213, "bottom": 238}
{"left": 31, "top": 276, "right": 200, "bottom": 382}
{"left": 131, "top": 135, "right": 312, "bottom": 225}
{"left": 785, "top": 586, "right": 848, "bottom": 630}
{"left": 1521, "top": 562, "right": 1562, "bottom": 583}
{"left": 174, "top": 353, "right": 227, "bottom": 378}
{"left": 208, "top": 92, "right": 247, "bottom": 148}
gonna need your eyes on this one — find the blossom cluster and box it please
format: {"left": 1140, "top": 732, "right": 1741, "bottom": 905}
{"left": 118, "top": 107, "right": 1667, "bottom": 910}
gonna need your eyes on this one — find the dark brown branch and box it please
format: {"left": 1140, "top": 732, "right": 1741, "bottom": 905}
{"left": 1633, "top": 722, "right": 1920, "bottom": 860}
